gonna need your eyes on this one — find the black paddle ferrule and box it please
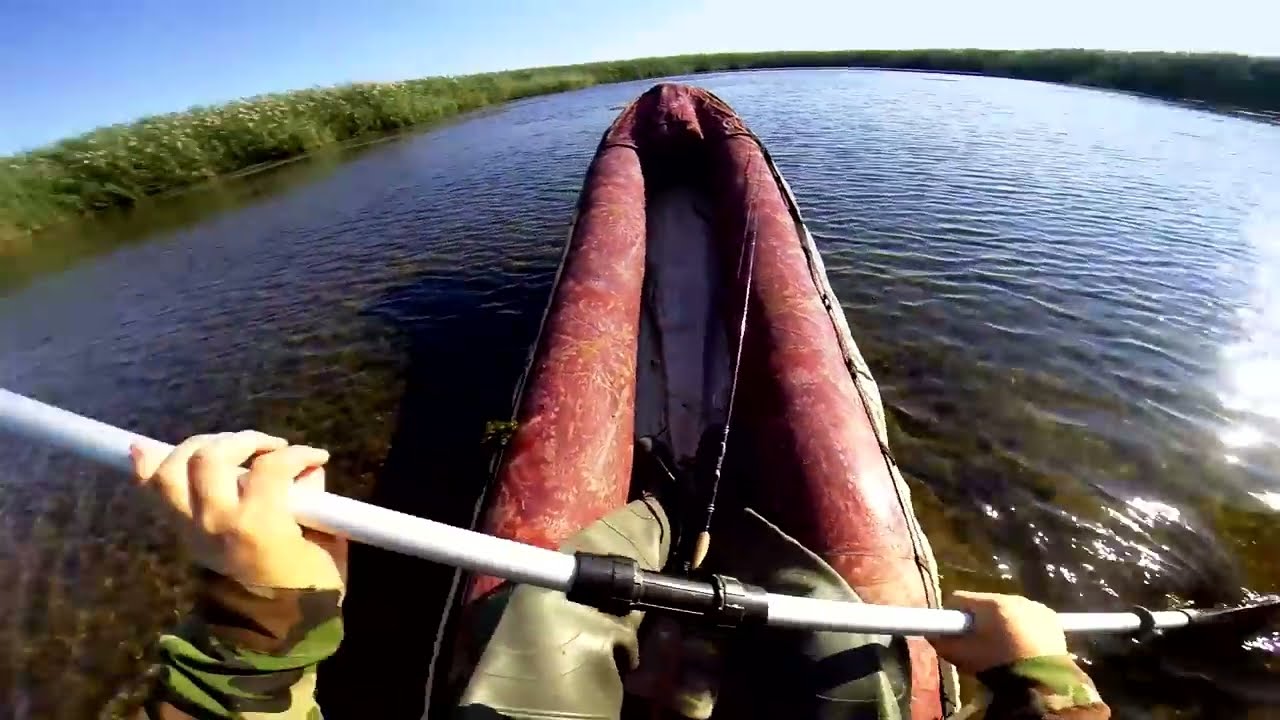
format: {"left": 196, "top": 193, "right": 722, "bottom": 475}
{"left": 566, "top": 553, "right": 643, "bottom": 617}
{"left": 1129, "top": 605, "right": 1159, "bottom": 641}
{"left": 568, "top": 552, "right": 768, "bottom": 627}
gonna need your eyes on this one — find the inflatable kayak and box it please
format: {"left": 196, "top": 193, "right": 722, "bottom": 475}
{"left": 433, "top": 83, "right": 955, "bottom": 718}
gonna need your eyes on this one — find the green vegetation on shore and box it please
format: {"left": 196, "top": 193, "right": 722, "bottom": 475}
{"left": 3, "top": 49, "right": 1277, "bottom": 246}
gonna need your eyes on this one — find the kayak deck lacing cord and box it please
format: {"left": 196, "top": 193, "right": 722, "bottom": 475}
{"left": 688, "top": 169, "right": 760, "bottom": 571}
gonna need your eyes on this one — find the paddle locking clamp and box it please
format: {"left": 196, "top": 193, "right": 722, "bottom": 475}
{"left": 568, "top": 552, "right": 769, "bottom": 627}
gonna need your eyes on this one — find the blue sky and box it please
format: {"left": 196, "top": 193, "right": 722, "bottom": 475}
{"left": 2, "top": 0, "right": 1276, "bottom": 154}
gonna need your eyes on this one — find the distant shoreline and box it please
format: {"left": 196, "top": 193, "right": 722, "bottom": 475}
{"left": 3, "top": 49, "right": 1277, "bottom": 248}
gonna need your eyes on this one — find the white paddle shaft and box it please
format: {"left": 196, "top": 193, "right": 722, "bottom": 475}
{"left": 0, "top": 388, "right": 576, "bottom": 590}
{"left": 0, "top": 388, "right": 1199, "bottom": 636}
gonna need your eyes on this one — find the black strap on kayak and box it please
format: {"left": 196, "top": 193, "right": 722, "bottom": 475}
{"left": 1129, "top": 605, "right": 1160, "bottom": 642}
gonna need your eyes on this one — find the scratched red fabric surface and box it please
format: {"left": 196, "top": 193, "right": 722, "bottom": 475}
{"left": 467, "top": 142, "right": 646, "bottom": 602}
{"left": 467, "top": 84, "right": 944, "bottom": 718}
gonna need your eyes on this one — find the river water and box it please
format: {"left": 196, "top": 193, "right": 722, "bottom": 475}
{"left": 2, "top": 70, "right": 1278, "bottom": 718}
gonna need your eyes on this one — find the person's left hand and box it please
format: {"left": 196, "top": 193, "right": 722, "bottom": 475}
{"left": 130, "top": 431, "right": 347, "bottom": 591}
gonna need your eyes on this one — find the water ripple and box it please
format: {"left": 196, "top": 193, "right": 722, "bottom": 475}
{"left": 1, "top": 70, "right": 1279, "bottom": 716}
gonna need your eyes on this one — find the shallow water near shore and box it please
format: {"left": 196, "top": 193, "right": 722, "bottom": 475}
{"left": 2, "top": 69, "right": 1279, "bottom": 718}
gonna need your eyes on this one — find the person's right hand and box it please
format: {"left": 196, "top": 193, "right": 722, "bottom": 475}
{"left": 129, "top": 431, "right": 347, "bottom": 592}
{"left": 928, "top": 591, "right": 1069, "bottom": 674}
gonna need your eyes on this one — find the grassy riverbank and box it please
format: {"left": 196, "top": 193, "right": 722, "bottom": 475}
{"left": 3, "top": 49, "right": 1277, "bottom": 246}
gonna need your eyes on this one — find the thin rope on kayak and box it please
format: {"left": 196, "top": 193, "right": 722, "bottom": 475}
{"left": 688, "top": 162, "right": 760, "bottom": 572}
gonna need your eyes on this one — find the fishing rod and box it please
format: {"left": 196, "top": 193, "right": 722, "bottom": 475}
{"left": 684, "top": 183, "right": 760, "bottom": 573}
{"left": 0, "top": 387, "right": 1270, "bottom": 637}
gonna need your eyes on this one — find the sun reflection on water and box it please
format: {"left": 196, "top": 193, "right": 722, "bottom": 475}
{"left": 1218, "top": 214, "right": 1280, "bottom": 503}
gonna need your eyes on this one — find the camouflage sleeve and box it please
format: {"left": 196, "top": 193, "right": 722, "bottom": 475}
{"left": 137, "top": 570, "right": 344, "bottom": 720}
{"left": 978, "top": 654, "right": 1110, "bottom": 719}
